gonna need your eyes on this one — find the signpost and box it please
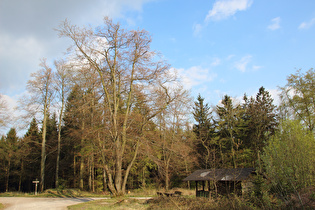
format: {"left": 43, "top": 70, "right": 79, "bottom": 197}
{"left": 32, "top": 179, "right": 40, "bottom": 195}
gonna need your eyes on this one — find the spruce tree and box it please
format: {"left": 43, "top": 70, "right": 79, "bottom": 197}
{"left": 244, "top": 87, "right": 278, "bottom": 167}
{"left": 23, "top": 118, "right": 41, "bottom": 191}
{"left": 3, "top": 128, "right": 18, "bottom": 191}
{"left": 192, "top": 94, "right": 215, "bottom": 169}
{"left": 45, "top": 113, "right": 58, "bottom": 189}
{"left": 60, "top": 84, "right": 84, "bottom": 188}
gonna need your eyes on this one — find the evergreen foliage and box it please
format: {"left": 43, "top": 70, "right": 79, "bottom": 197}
{"left": 192, "top": 94, "right": 216, "bottom": 169}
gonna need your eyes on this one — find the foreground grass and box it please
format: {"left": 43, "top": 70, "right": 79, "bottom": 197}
{"left": 0, "top": 189, "right": 110, "bottom": 198}
{"left": 0, "top": 188, "right": 194, "bottom": 198}
{"left": 68, "top": 198, "right": 150, "bottom": 210}
{"left": 68, "top": 196, "right": 261, "bottom": 210}
{"left": 1, "top": 187, "right": 314, "bottom": 209}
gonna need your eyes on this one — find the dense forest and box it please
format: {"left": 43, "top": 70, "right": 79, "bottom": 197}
{"left": 0, "top": 18, "right": 314, "bottom": 204}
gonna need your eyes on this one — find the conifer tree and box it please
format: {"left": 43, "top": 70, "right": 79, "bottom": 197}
{"left": 192, "top": 94, "right": 215, "bottom": 169}
{"left": 216, "top": 95, "right": 244, "bottom": 168}
{"left": 61, "top": 84, "right": 84, "bottom": 188}
{"left": 44, "top": 113, "right": 58, "bottom": 189}
{"left": 23, "top": 118, "right": 41, "bottom": 191}
{"left": 3, "top": 128, "right": 18, "bottom": 192}
{"left": 244, "top": 87, "right": 278, "bottom": 167}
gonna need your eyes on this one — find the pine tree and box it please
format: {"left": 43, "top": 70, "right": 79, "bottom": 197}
{"left": 3, "top": 128, "right": 18, "bottom": 191}
{"left": 44, "top": 113, "right": 58, "bottom": 189}
{"left": 23, "top": 118, "right": 41, "bottom": 192}
{"left": 216, "top": 95, "right": 245, "bottom": 168}
{"left": 61, "top": 84, "right": 84, "bottom": 188}
{"left": 244, "top": 87, "right": 278, "bottom": 167}
{"left": 192, "top": 94, "right": 215, "bottom": 169}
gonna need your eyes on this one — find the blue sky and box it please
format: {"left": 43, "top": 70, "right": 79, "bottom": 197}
{"left": 1, "top": 0, "right": 315, "bottom": 133}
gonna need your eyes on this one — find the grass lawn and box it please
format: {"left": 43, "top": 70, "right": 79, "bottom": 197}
{"left": 0, "top": 189, "right": 111, "bottom": 198}
{"left": 67, "top": 196, "right": 257, "bottom": 210}
{"left": 68, "top": 198, "right": 150, "bottom": 210}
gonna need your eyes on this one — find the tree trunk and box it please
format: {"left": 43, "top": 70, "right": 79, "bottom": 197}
{"left": 55, "top": 96, "right": 64, "bottom": 188}
{"left": 142, "top": 167, "right": 146, "bottom": 188}
{"left": 19, "top": 159, "right": 23, "bottom": 191}
{"left": 79, "top": 115, "right": 85, "bottom": 190}
{"left": 122, "top": 139, "right": 140, "bottom": 193}
{"left": 40, "top": 107, "right": 48, "bottom": 192}
{"left": 103, "top": 167, "right": 107, "bottom": 192}
{"left": 88, "top": 157, "right": 92, "bottom": 191}
{"left": 185, "top": 159, "right": 190, "bottom": 189}
{"left": 104, "top": 164, "right": 117, "bottom": 195}
{"left": 92, "top": 164, "right": 95, "bottom": 193}
{"left": 73, "top": 155, "right": 76, "bottom": 188}
{"left": 5, "top": 159, "right": 11, "bottom": 192}
{"left": 165, "top": 160, "right": 170, "bottom": 191}
{"left": 79, "top": 158, "right": 84, "bottom": 190}
{"left": 114, "top": 147, "right": 123, "bottom": 195}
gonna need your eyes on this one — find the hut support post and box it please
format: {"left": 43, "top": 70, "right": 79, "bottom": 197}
{"left": 195, "top": 181, "right": 198, "bottom": 196}
{"left": 208, "top": 181, "right": 211, "bottom": 199}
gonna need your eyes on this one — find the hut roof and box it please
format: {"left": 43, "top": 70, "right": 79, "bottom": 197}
{"left": 183, "top": 168, "right": 255, "bottom": 182}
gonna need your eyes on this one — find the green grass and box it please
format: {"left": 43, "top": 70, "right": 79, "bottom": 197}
{"left": 0, "top": 191, "right": 34, "bottom": 197}
{"left": 68, "top": 198, "right": 150, "bottom": 210}
{"left": 0, "top": 203, "right": 4, "bottom": 209}
{"left": 67, "top": 196, "right": 259, "bottom": 210}
{"left": 0, "top": 189, "right": 111, "bottom": 198}
{"left": 0, "top": 187, "right": 195, "bottom": 198}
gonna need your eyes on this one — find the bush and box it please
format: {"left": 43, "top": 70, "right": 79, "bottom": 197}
{"left": 262, "top": 120, "right": 315, "bottom": 206}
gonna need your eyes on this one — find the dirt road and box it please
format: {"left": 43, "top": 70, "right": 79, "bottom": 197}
{"left": 0, "top": 197, "right": 104, "bottom": 210}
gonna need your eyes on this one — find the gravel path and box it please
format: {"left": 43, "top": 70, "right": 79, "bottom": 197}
{"left": 0, "top": 197, "right": 105, "bottom": 210}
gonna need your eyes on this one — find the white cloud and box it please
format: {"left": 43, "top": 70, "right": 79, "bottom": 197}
{"left": 0, "top": 94, "right": 18, "bottom": 135}
{"left": 211, "top": 57, "right": 221, "bottom": 66}
{"left": 234, "top": 55, "right": 252, "bottom": 72}
{"left": 252, "top": 65, "right": 263, "bottom": 70}
{"left": 217, "top": 95, "right": 242, "bottom": 107}
{"left": 193, "top": 23, "right": 203, "bottom": 36}
{"left": 299, "top": 18, "right": 315, "bottom": 29}
{"left": 205, "top": 0, "right": 253, "bottom": 22}
{"left": 0, "top": 0, "right": 152, "bottom": 95}
{"left": 226, "top": 54, "right": 235, "bottom": 60}
{"left": 193, "top": 0, "right": 252, "bottom": 36}
{"left": 1, "top": 94, "right": 17, "bottom": 114}
{"left": 268, "top": 88, "right": 281, "bottom": 106}
{"left": 268, "top": 17, "right": 281, "bottom": 30}
{"left": 177, "top": 66, "right": 217, "bottom": 89}
{"left": 0, "top": 34, "right": 44, "bottom": 92}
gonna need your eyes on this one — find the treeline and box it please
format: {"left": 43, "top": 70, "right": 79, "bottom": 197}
{"left": 193, "top": 86, "right": 277, "bottom": 170}
{"left": 0, "top": 18, "right": 314, "bottom": 203}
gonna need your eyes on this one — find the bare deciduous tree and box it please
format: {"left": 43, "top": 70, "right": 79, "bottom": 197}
{"left": 22, "top": 59, "right": 55, "bottom": 191}
{"left": 54, "top": 59, "right": 72, "bottom": 188}
{"left": 57, "top": 17, "right": 178, "bottom": 196}
{"left": 0, "top": 94, "right": 11, "bottom": 130}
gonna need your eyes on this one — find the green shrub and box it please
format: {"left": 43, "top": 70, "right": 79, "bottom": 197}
{"left": 262, "top": 120, "right": 315, "bottom": 207}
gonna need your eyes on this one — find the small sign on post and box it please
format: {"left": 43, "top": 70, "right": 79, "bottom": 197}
{"left": 32, "top": 179, "right": 40, "bottom": 195}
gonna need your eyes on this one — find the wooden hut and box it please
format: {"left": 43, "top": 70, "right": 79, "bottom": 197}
{"left": 183, "top": 168, "right": 255, "bottom": 197}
